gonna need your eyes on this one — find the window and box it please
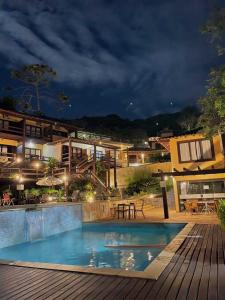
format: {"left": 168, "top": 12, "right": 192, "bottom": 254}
{"left": 26, "top": 125, "right": 42, "bottom": 138}
{"left": 0, "top": 119, "right": 9, "bottom": 129}
{"left": 72, "top": 147, "right": 82, "bottom": 159}
{"left": 91, "top": 150, "right": 103, "bottom": 160}
{"left": 0, "top": 145, "right": 8, "bottom": 154}
{"left": 179, "top": 181, "right": 225, "bottom": 195}
{"left": 25, "top": 148, "right": 41, "bottom": 159}
{"left": 178, "top": 139, "right": 213, "bottom": 162}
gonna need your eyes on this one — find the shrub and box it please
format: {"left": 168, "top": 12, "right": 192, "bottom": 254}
{"left": 125, "top": 168, "right": 161, "bottom": 196}
{"left": 69, "top": 178, "right": 94, "bottom": 193}
{"left": 148, "top": 152, "right": 171, "bottom": 163}
{"left": 218, "top": 200, "right": 225, "bottom": 228}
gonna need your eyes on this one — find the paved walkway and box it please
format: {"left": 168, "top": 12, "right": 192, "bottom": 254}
{"left": 0, "top": 224, "right": 224, "bottom": 299}
{"left": 108, "top": 207, "right": 219, "bottom": 224}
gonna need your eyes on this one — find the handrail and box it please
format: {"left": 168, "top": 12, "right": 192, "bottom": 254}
{"left": 90, "top": 171, "right": 108, "bottom": 191}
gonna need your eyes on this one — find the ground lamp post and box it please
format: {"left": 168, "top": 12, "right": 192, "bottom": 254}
{"left": 160, "top": 175, "right": 169, "bottom": 219}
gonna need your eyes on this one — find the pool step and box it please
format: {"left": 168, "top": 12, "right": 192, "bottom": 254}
{"left": 104, "top": 244, "right": 166, "bottom": 249}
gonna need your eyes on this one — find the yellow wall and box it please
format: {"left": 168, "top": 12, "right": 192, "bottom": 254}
{"left": 170, "top": 134, "right": 225, "bottom": 171}
{"left": 170, "top": 133, "right": 225, "bottom": 211}
{"left": 0, "top": 138, "right": 18, "bottom": 147}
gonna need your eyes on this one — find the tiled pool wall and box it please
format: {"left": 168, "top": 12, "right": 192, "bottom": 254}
{"left": 0, "top": 204, "right": 82, "bottom": 248}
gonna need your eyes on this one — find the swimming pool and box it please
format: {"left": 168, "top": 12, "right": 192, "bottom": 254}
{"left": 0, "top": 223, "right": 184, "bottom": 271}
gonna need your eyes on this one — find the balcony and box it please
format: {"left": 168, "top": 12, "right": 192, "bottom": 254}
{"left": 0, "top": 119, "right": 23, "bottom": 137}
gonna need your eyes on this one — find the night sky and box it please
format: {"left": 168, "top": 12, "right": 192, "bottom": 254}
{"left": 0, "top": 0, "right": 224, "bottom": 119}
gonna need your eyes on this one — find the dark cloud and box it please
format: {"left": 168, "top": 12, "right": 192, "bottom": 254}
{"left": 0, "top": 0, "right": 223, "bottom": 118}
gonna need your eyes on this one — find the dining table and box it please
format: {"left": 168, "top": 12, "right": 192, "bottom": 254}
{"left": 116, "top": 203, "right": 136, "bottom": 220}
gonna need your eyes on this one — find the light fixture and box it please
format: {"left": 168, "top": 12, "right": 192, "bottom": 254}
{"left": 28, "top": 141, "right": 34, "bottom": 148}
{"left": 35, "top": 162, "right": 40, "bottom": 169}
{"left": 62, "top": 175, "right": 68, "bottom": 181}
{"left": 19, "top": 176, "right": 24, "bottom": 183}
{"left": 164, "top": 176, "right": 168, "bottom": 181}
{"left": 16, "top": 157, "right": 22, "bottom": 163}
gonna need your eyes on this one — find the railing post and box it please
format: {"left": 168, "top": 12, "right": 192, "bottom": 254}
{"left": 22, "top": 118, "right": 26, "bottom": 160}
{"left": 93, "top": 145, "right": 96, "bottom": 176}
{"left": 114, "top": 149, "right": 117, "bottom": 188}
{"left": 68, "top": 137, "right": 72, "bottom": 176}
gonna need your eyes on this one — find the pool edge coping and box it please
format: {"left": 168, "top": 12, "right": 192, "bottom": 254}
{"left": 0, "top": 222, "right": 195, "bottom": 280}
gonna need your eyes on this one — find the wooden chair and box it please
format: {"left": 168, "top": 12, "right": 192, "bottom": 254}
{"left": 135, "top": 200, "right": 145, "bottom": 218}
{"left": 184, "top": 200, "right": 193, "bottom": 214}
{"left": 129, "top": 202, "right": 136, "bottom": 219}
{"left": 191, "top": 200, "right": 199, "bottom": 213}
{"left": 2, "top": 194, "right": 14, "bottom": 206}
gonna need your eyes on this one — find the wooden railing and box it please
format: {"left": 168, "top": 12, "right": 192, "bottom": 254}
{"left": 0, "top": 152, "right": 16, "bottom": 163}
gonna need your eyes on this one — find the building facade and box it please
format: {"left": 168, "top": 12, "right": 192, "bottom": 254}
{"left": 169, "top": 133, "right": 225, "bottom": 211}
{"left": 0, "top": 109, "right": 131, "bottom": 190}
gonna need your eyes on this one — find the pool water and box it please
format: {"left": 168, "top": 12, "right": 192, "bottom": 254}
{"left": 0, "top": 223, "right": 184, "bottom": 271}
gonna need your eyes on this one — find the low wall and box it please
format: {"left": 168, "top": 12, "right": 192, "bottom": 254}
{"left": 0, "top": 203, "right": 82, "bottom": 248}
{"left": 82, "top": 196, "right": 161, "bottom": 222}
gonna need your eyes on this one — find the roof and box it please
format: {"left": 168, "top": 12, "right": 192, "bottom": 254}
{"left": 0, "top": 108, "right": 80, "bottom": 131}
{"left": 47, "top": 137, "right": 120, "bottom": 150}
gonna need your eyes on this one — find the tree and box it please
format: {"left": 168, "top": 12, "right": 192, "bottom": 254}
{"left": 11, "top": 64, "right": 70, "bottom": 114}
{"left": 202, "top": 7, "right": 225, "bottom": 56}
{"left": 0, "top": 96, "right": 17, "bottom": 111}
{"left": 199, "top": 6, "right": 225, "bottom": 136}
{"left": 178, "top": 106, "right": 199, "bottom": 131}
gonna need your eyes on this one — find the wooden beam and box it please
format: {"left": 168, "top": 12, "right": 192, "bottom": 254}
{"left": 153, "top": 168, "right": 225, "bottom": 177}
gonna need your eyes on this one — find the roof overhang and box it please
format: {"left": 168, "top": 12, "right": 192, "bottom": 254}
{"left": 47, "top": 137, "right": 119, "bottom": 150}
{"left": 152, "top": 168, "right": 225, "bottom": 177}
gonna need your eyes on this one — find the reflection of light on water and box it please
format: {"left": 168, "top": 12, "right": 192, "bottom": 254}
{"left": 120, "top": 251, "right": 135, "bottom": 270}
{"left": 147, "top": 251, "right": 153, "bottom": 261}
{"left": 88, "top": 249, "right": 97, "bottom": 267}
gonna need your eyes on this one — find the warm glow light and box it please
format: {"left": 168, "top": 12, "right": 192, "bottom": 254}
{"left": 19, "top": 176, "right": 24, "bottom": 183}
{"left": 35, "top": 162, "right": 40, "bottom": 168}
{"left": 16, "top": 157, "right": 22, "bottom": 163}
{"left": 164, "top": 176, "right": 168, "bottom": 181}
{"left": 62, "top": 175, "right": 68, "bottom": 181}
{"left": 28, "top": 141, "right": 34, "bottom": 148}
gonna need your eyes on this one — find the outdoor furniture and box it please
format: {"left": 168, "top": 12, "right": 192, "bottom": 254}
{"left": 129, "top": 203, "right": 136, "bottom": 219}
{"left": 198, "top": 200, "right": 216, "bottom": 214}
{"left": 184, "top": 200, "right": 199, "bottom": 214}
{"left": 134, "top": 200, "right": 145, "bottom": 218}
{"left": 1, "top": 195, "right": 15, "bottom": 206}
{"left": 184, "top": 200, "right": 192, "bottom": 213}
{"left": 116, "top": 204, "right": 129, "bottom": 219}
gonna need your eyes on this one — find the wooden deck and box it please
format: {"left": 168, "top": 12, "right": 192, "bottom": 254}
{"left": 0, "top": 224, "right": 224, "bottom": 299}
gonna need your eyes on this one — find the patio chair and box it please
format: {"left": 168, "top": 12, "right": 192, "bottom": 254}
{"left": 1, "top": 193, "right": 15, "bottom": 206}
{"left": 135, "top": 200, "right": 145, "bottom": 218}
{"left": 191, "top": 200, "right": 199, "bottom": 213}
{"left": 184, "top": 200, "right": 193, "bottom": 214}
{"left": 129, "top": 202, "right": 136, "bottom": 219}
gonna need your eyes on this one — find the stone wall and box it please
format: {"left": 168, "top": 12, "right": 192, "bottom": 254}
{"left": 0, "top": 203, "right": 82, "bottom": 248}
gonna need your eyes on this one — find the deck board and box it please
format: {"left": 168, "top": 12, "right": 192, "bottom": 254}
{"left": 0, "top": 224, "right": 224, "bottom": 300}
